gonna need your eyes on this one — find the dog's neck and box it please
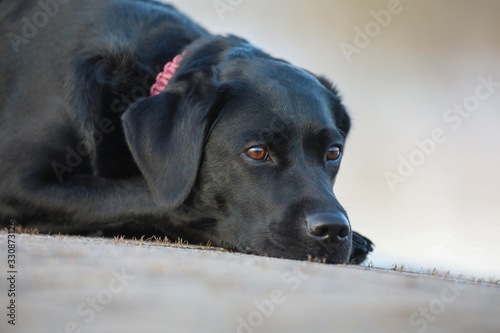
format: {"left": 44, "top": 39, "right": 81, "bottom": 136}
{"left": 150, "top": 53, "right": 185, "bottom": 96}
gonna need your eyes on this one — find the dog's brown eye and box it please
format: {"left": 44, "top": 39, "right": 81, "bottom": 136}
{"left": 247, "top": 147, "right": 267, "bottom": 160}
{"left": 327, "top": 146, "right": 341, "bottom": 161}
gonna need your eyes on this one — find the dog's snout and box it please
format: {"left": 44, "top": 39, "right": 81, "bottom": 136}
{"left": 306, "top": 212, "right": 350, "bottom": 243}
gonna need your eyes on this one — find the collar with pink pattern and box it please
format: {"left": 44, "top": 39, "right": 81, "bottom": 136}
{"left": 150, "top": 53, "right": 185, "bottom": 96}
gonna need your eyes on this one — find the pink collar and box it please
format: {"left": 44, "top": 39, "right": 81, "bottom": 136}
{"left": 150, "top": 53, "right": 185, "bottom": 96}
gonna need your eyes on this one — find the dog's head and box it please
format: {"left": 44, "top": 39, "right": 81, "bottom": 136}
{"left": 123, "top": 36, "right": 353, "bottom": 263}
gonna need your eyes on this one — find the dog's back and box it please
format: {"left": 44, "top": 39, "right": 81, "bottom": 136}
{"left": 0, "top": 0, "right": 208, "bottom": 225}
{"left": 0, "top": 0, "right": 208, "bottom": 111}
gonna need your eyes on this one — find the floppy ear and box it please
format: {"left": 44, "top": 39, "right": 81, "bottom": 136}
{"left": 121, "top": 75, "right": 221, "bottom": 209}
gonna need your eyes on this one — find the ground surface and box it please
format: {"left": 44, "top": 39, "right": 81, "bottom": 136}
{"left": 0, "top": 233, "right": 498, "bottom": 333}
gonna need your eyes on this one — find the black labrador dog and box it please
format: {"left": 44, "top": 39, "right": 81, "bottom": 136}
{"left": 0, "top": 0, "right": 372, "bottom": 264}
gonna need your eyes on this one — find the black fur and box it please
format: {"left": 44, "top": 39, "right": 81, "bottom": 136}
{"left": 0, "top": 0, "right": 373, "bottom": 264}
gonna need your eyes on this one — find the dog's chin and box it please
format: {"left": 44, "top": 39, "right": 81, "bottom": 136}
{"left": 307, "top": 244, "right": 352, "bottom": 265}
{"left": 198, "top": 229, "right": 351, "bottom": 264}
{"left": 240, "top": 240, "right": 352, "bottom": 265}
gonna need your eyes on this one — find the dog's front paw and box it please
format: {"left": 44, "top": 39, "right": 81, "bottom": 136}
{"left": 349, "top": 231, "right": 374, "bottom": 264}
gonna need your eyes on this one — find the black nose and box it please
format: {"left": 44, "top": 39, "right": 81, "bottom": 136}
{"left": 306, "top": 212, "right": 350, "bottom": 243}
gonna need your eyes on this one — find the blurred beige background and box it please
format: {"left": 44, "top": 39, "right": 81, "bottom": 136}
{"left": 169, "top": 0, "right": 500, "bottom": 277}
